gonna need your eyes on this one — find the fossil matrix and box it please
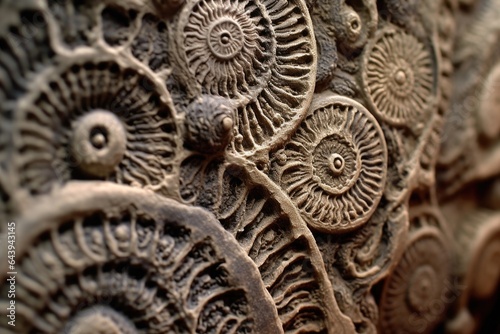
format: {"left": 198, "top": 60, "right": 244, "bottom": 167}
{"left": 0, "top": 0, "right": 499, "bottom": 333}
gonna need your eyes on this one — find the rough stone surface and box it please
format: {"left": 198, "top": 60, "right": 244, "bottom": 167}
{"left": 0, "top": 0, "right": 499, "bottom": 333}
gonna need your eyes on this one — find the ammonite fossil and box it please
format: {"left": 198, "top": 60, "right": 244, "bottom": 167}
{"left": 13, "top": 54, "right": 179, "bottom": 196}
{"left": 362, "top": 26, "right": 437, "bottom": 127}
{"left": 331, "top": 0, "right": 378, "bottom": 54}
{"left": 311, "top": 0, "right": 378, "bottom": 92}
{"left": 175, "top": 0, "right": 317, "bottom": 154}
{"left": 379, "top": 215, "right": 451, "bottom": 334}
{"left": 179, "top": 154, "right": 355, "bottom": 333}
{"left": 273, "top": 95, "right": 387, "bottom": 234}
{"left": 0, "top": 182, "right": 281, "bottom": 333}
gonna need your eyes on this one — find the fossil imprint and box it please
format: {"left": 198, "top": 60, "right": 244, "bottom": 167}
{"left": 1, "top": 0, "right": 500, "bottom": 333}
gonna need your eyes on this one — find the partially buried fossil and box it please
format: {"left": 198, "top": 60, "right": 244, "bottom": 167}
{"left": 185, "top": 95, "right": 236, "bottom": 153}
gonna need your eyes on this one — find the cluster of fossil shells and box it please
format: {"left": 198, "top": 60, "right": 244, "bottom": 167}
{"left": 0, "top": 0, "right": 499, "bottom": 333}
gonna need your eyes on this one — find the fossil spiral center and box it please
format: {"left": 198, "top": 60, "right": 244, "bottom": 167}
{"left": 208, "top": 18, "right": 244, "bottom": 60}
{"left": 71, "top": 110, "right": 127, "bottom": 177}
{"left": 312, "top": 134, "right": 360, "bottom": 195}
{"left": 329, "top": 153, "right": 345, "bottom": 175}
{"left": 90, "top": 127, "right": 108, "bottom": 149}
{"left": 394, "top": 69, "right": 407, "bottom": 85}
{"left": 388, "top": 62, "right": 416, "bottom": 99}
{"left": 220, "top": 32, "right": 231, "bottom": 44}
{"left": 65, "top": 307, "right": 137, "bottom": 334}
{"left": 408, "top": 265, "right": 437, "bottom": 312}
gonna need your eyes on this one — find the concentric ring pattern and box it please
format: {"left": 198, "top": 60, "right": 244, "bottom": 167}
{"left": 275, "top": 96, "right": 387, "bottom": 233}
{"left": 13, "top": 56, "right": 178, "bottom": 196}
{"left": 176, "top": 0, "right": 317, "bottom": 153}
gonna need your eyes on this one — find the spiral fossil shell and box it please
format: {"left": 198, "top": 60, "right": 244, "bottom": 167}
{"left": 379, "top": 226, "right": 451, "bottom": 334}
{"left": 275, "top": 95, "right": 387, "bottom": 234}
{"left": 175, "top": 0, "right": 317, "bottom": 154}
{"left": 0, "top": 182, "right": 281, "bottom": 334}
{"left": 362, "top": 26, "right": 437, "bottom": 126}
{"left": 13, "top": 55, "right": 179, "bottom": 196}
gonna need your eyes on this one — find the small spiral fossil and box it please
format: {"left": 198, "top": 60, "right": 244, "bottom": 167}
{"left": 362, "top": 26, "right": 437, "bottom": 126}
{"left": 70, "top": 110, "right": 128, "bottom": 178}
{"left": 379, "top": 226, "right": 451, "bottom": 334}
{"left": 274, "top": 95, "right": 387, "bottom": 234}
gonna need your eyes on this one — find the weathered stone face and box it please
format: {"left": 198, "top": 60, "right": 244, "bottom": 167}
{"left": 0, "top": 0, "right": 499, "bottom": 333}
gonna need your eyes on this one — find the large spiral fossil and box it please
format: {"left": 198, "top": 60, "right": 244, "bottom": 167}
{"left": 0, "top": 7, "right": 54, "bottom": 169}
{"left": 175, "top": 0, "right": 317, "bottom": 154}
{"left": 273, "top": 95, "right": 387, "bottom": 234}
{"left": 362, "top": 26, "right": 437, "bottom": 127}
{"left": 13, "top": 55, "right": 179, "bottom": 196}
{"left": 0, "top": 182, "right": 281, "bottom": 333}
